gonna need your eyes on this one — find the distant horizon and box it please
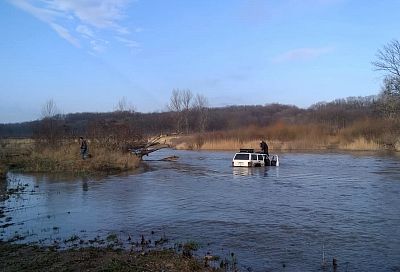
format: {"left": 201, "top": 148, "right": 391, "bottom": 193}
{"left": 0, "top": 93, "right": 380, "bottom": 125}
{"left": 1, "top": 0, "right": 398, "bottom": 123}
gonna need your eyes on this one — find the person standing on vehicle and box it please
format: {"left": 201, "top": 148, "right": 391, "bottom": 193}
{"left": 79, "top": 137, "right": 88, "bottom": 159}
{"left": 260, "top": 140, "right": 269, "bottom": 156}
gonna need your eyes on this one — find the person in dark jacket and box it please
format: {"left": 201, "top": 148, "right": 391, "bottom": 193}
{"left": 260, "top": 140, "right": 269, "bottom": 156}
{"left": 79, "top": 137, "right": 88, "bottom": 159}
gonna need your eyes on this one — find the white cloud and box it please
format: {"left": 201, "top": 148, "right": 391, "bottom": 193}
{"left": 273, "top": 47, "right": 334, "bottom": 63}
{"left": 8, "top": 0, "right": 140, "bottom": 52}
{"left": 51, "top": 23, "right": 80, "bottom": 47}
{"left": 116, "top": 27, "right": 131, "bottom": 35}
{"left": 45, "top": 0, "right": 130, "bottom": 29}
{"left": 76, "top": 25, "right": 94, "bottom": 38}
{"left": 10, "top": 0, "right": 65, "bottom": 22}
{"left": 90, "top": 40, "right": 108, "bottom": 53}
{"left": 115, "top": 37, "right": 140, "bottom": 48}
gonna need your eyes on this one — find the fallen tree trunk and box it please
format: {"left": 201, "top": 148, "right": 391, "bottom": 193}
{"left": 129, "top": 135, "right": 170, "bottom": 160}
{"left": 132, "top": 144, "right": 170, "bottom": 159}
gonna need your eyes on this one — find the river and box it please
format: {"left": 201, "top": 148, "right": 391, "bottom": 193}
{"left": 1, "top": 150, "right": 400, "bottom": 271}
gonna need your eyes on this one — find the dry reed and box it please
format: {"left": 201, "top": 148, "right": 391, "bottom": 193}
{"left": 338, "top": 137, "right": 381, "bottom": 151}
{"left": 2, "top": 141, "right": 140, "bottom": 174}
{"left": 172, "top": 119, "right": 399, "bottom": 151}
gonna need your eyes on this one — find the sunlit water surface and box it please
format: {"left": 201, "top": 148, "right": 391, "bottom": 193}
{"left": 1, "top": 150, "right": 400, "bottom": 271}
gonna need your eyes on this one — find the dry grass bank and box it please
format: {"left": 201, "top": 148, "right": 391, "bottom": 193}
{"left": 190, "top": 136, "right": 386, "bottom": 152}
{"left": 0, "top": 140, "right": 140, "bottom": 174}
{"left": 170, "top": 120, "right": 399, "bottom": 152}
{"left": 194, "top": 139, "right": 331, "bottom": 151}
{"left": 338, "top": 137, "right": 381, "bottom": 151}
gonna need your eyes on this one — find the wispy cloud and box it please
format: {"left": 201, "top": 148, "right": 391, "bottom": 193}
{"left": 273, "top": 47, "right": 334, "bottom": 63}
{"left": 10, "top": 0, "right": 65, "bottom": 22}
{"left": 90, "top": 39, "right": 109, "bottom": 53}
{"left": 8, "top": 0, "right": 140, "bottom": 53}
{"left": 115, "top": 37, "right": 140, "bottom": 48}
{"left": 45, "top": 0, "right": 130, "bottom": 30}
{"left": 76, "top": 25, "right": 94, "bottom": 38}
{"left": 51, "top": 23, "right": 80, "bottom": 47}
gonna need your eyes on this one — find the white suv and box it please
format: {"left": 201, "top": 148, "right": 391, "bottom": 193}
{"left": 232, "top": 149, "right": 279, "bottom": 167}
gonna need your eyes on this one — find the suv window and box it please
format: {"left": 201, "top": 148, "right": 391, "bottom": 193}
{"left": 258, "top": 155, "right": 263, "bottom": 160}
{"left": 234, "top": 153, "right": 249, "bottom": 160}
{"left": 251, "top": 154, "right": 257, "bottom": 160}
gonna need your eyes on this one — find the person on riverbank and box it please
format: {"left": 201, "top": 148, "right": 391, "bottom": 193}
{"left": 260, "top": 140, "right": 269, "bottom": 156}
{"left": 79, "top": 137, "right": 88, "bottom": 160}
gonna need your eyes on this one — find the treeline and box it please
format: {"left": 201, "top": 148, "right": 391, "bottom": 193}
{"left": 0, "top": 94, "right": 388, "bottom": 137}
{"left": 0, "top": 93, "right": 399, "bottom": 150}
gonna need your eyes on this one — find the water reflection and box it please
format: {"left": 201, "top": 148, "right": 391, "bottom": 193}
{"left": 81, "top": 177, "right": 89, "bottom": 192}
{"left": 232, "top": 166, "right": 269, "bottom": 177}
{"left": 0, "top": 178, "right": 7, "bottom": 201}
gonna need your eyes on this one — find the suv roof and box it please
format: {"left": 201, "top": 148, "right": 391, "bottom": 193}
{"left": 239, "top": 148, "right": 254, "bottom": 153}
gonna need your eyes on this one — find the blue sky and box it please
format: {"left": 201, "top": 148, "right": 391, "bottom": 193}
{"left": 1, "top": 0, "right": 399, "bottom": 123}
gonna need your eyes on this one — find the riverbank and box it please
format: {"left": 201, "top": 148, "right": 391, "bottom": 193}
{"left": 160, "top": 119, "right": 400, "bottom": 152}
{"left": 164, "top": 134, "right": 398, "bottom": 152}
{"left": 0, "top": 242, "right": 219, "bottom": 272}
{"left": 0, "top": 140, "right": 140, "bottom": 175}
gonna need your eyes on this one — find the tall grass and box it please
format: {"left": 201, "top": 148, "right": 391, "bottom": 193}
{"left": 176, "top": 123, "right": 331, "bottom": 151}
{"left": 338, "top": 137, "right": 381, "bottom": 151}
{"left": 338, "top": 118, "right": 399, "bottom": 149}
{"left": 175, "top": 119, "right": 399, "bottom": 151}
{"left": 1, "top": 140, "right": 140, "bottom": 174}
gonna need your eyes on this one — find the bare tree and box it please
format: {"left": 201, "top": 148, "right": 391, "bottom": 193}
{"left": 379, "top": 77, "right": 400, "bottom": 119}
{"left": 181, "top": 89, "right": 193, "bottom": 111}
{"left": 372, "top": 39, "right": 400, "bottom": 78}
{"left": 167, "top": 89, "right": 195, "bottom": 134}
{"left": 168, "top": 89, "right": 182, "bottom": 133}
{"left": 41, "top": 99, "right": 59, "bottom": 119}
{"left": 372, "top": 40, "right": 400, "bottom": 119}
{"left": 115, "top": 96, "right": 135, "bottom": 113}
{"left": 36, "top": 99, "right": 64, "bottom": 146}
{"left": 169, "top": 89, "right": 182, "bottom": 112}
{"left": 181, "top": 89, "right": 193, "bottom": 134}
{"left": 193, "top": 93, "right": 209, "bottom": 132}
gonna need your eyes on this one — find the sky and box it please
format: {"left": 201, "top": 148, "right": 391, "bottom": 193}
{"left": 1, "top": 0, "right": 399, "bottom": 123}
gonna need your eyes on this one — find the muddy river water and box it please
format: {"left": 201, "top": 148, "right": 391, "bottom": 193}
{"left": 1, "top": 150, "right": 400, "bottom": 271}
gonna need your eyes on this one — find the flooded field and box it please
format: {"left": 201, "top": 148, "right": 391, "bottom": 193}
{"left": 1, "top": 150, "right": 400, "bottom": 271}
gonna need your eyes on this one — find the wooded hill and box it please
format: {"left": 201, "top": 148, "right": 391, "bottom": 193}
{"left": 0, "top": 95, "right": 386, "bottom": 138}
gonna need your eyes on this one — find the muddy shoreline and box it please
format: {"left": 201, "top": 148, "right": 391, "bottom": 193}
{"left": 0, "top": 241, "right": 222, "bottom": 272}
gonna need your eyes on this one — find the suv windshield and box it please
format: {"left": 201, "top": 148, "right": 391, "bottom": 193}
{"left": 234, "top": 153, "right": 249, "bottom": 160}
